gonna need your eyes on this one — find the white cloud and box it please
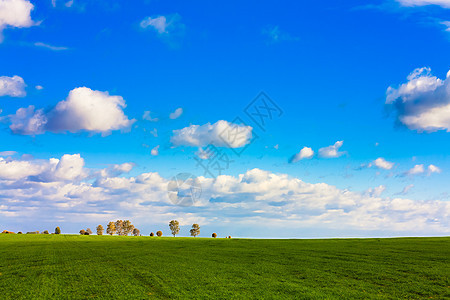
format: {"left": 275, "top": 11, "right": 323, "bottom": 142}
{"left": 140, "top": 16, "right": 169, "bottom": 34}
{"left": 289, "top": 147, "right": 314, "bottom": 163}
{"left": 396, "top": 0, "right": 450, "bottom": 8}
{"left": 366, "top": 185, "right": 386, "bottom": 197}
{"left": 0, "top": 155, "right": 448, "bottom": 236}
{"left": 441, "top": 21, "right": 450, "bottom": 31}
{"left": 0, "top": 0, "right": 36, "bottom": 42}
{"left": 0, "top": 75, "right": 26, "bottom": 97}
{"left": 318, "top": 141, "right": 345, "bottom": 158}
{"left": 171, "top": 120, "right": 253, "bottom": 148}
{"left": 0, "top": 154, "right": 86, "bottom": 181}
{"left": 142, "top": 111, "right": 159, "bottom": 122}
{"left": 151, "top": 145, "right": 159, "bottom": 156}
{"left": 35, "top": 85, "right": 43, "bottom": 90}
{"left": 0, "top": 151, "right": 16, "bottom": 156}
{"left": 373, "top": 157, "right": 395, "bottom": 170}
{"left": 399, "top": 184, "right": 414, "bottom": 195}
{"left": 9, "top": 87, "right": 135, "bottom": 135}
{"left": 428, "top": 164, "right": 441, "bottom": 174}
{"left": 407, "top": 164, "right": 425, "bottom": 175}
{"left": 34, "top": 42, "right": 68, "bottom": 51}
{"left": 386, "top": 67, "right": 450, "bottom": 132}
{"left": 169, "top": 107, "right": 183, "bottom": 119}
{"left": 403, "top": 164, "right": 441, "bottom": 176}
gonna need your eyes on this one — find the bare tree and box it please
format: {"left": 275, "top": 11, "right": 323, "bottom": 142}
{"left": 96, "top": 225, "right": 104, "bottom": 235}
{"left": 106, "top": 222, "right": 116, "bottom": 235}
{"left": 169, "top": 220, "right": 180, "bottom": 237}
{"left": 190, "top": 224, "right": 200, "bottom": 237}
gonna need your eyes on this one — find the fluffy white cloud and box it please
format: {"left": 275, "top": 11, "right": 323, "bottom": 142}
{"left": 0, "top": 75, "right": 26, "bottom": 97}
{"left": 406, "top": 164, "right": 425, "bottom": 175}
{"left": 169, "top": 107, "right": 183, "bottom": 119}
{"left": 318, "top": 141, "right": 345, "bottom": 158}
{"left": 0, "top": 155, "right": 448, "bottom": 236}
{"left": 442, "top": 21, "right": 450, "bottom": 31}
{"left": 151, "top": 145, "right": 159, "bottom": 156}
{"left": 0, "top": 0, "right": 35, "bottom": 42}
{"left": 0, "top": 154, "right": 85, "bottom": 181}
{"left": 9, "top": 87, "right": 135, "bottom": 135}
{"left": 289, "top": 147, "right": 314, "bottom": 163}
{"left": 373, "top": 157, "right": 394, "bottom": 170}
{"left": 428, "top": 164, "right": 441, "bottom": 174}
{"left": 171, "top": 120, "right": 253, "bottom": 148}
{"left": 396, "top": 0, "right": 450, "bottom": 8}
{"left": 386, "top": 67, "right": 450, "bottom": 132}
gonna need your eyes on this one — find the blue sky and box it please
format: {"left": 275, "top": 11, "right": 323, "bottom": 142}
{"left": 0, "top": 0, "right": 449, "bottom": 237}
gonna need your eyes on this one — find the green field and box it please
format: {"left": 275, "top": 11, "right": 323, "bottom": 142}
{"left": 0, "top": 235, "right": 448, "bottom": 299}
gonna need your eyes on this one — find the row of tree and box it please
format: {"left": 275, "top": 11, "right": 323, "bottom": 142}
{"left": 169, "top": 220, "right": 200, "bottom": 237}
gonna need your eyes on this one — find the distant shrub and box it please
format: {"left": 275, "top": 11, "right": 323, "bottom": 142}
{"left": 86, "top": 228, "right": 93, "bottom": 235}
{"left": 1, "top": 230, "right": 14, "bottom": 234}
{"left": 43, "top": 230, "right": 49, "bottom": 234}
{"left": 55, "top": 227, "right": 61, "bottom": 234}
{"left": 79, "top": 229, "right": 86, "bottom": 235}
{"left": 228, "top": 236, "right": 231, "bottom": 239}
{"left": 133, "top": 228, "right": 140, "bottom": 236}
{"left": 27, "top": 231, "right": 39, "bottom": 234}
{"left": 212, "top": 233, "right": 217, "bottom": 238}
{"left": 150, "top": 232, "right": 154, "bottom": 237}
{"left": 17, "top": 232, "right": 22, "bottom": 234}
{"left": 156, "top": 231, "right": 163, "bottom": 237}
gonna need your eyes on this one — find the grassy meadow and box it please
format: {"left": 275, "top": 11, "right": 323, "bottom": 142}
{"left": 0, "top": 235, "right": 448, "bottom": 299}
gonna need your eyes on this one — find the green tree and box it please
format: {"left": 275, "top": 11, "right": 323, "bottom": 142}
{"left": 169, "top": 220, "right": 180, "bottom": 237}
{"left": 156, "top": 231, "right": 163, "bottom": 237}
{"left": 133, "top": 228, "right": 140, "bottom": 236}
{"left": 190, "top": 224, "right": 200, "bottom": 237}
{"left": 96, "top": 225, "right": 104, "bottom": 235}
{"left": 107, "top": 222, "right": 116, "bottom": 235}
{"left": 55, "top": 227, "right": 61, "bottom": 234}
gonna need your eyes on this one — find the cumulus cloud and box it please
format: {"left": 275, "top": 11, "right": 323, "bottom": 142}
{"left": 0, "top": 154, "right": 86, "bottom": 182}
{"left": 318, "top": 141, "right": 345, "bottom": 158}
{"left": 1, "top": 157, "right": 448, "bottom": 236}
{"left": 0, "top": 75, "right": 26, "bottom": 97}
{"left": 365, "top": 185, "right": 386, "bottom": 197}
{"left": 289, "top": 147, "right": 314, "bottom": 163}
{"left": 396, "top": 0, "right": 450, "bottom": 8}
{"left": 402, "top": 163, "right": 441, "bottom": 176}
{"left": 171, "top": 120, "right": 253, "bottom": 148}
{"left": 169, "top": 107, "right": 183, "bottom": 119}
{"left": 151, "top": 145, "right": 159, "bottom": 156}
{"left": 372, "top": 157, "right": 395, "bottom": 170}
{"left": 386, "top": 67, "right": 450, "bottom": 132}
{"left": 9, "top": 87, "right": 135, "bottom": 135}
{"left": 0, "top": 0, "right": 36, "bottom": 42}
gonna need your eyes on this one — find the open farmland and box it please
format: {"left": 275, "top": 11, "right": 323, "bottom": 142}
{"left": 0, "top": 235, "right": 448, "bottom": 299}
